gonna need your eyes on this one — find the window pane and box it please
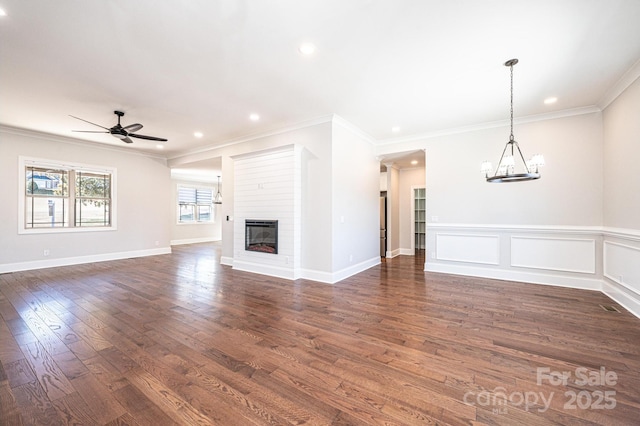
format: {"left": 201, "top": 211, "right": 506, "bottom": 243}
{"left": 178, "top": 187, "right": 196, "bottom": 204}
{"left": 75, "top": 199, "right": 110, "bottom": 227}
{"left": 179, "top": 204, "right": 195, "bottom": 222}
{"left": 76, "top": 172, "right": 110, "bottom": 198}
{"left": 198, "top": 205, "right": 211, "bottom": 221}
{"left": 26, "top": 167, "right": 67, "bottom": 196}
{"left": 196, "top": 189, "right": 212, "bottom": 205}
{"left": 26, "top": 197, "right": 68, "bottom": 228}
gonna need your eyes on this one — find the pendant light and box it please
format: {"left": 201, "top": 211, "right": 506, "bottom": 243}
{"left": 214, "top": 175, "right": 222, "bottom": 204}
{"left": 481, "top": 59, "right": 545, "bottom": 183}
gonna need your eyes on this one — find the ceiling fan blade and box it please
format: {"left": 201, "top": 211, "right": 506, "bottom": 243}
{"left": 72, "top": 130, "right": 109, "bottom": 133}
{"left": 123, "top": 123, "right": 143, "bottom": 133}
{"left": 69, "top": 115, "right": 110, "bottom": 130}
{"left": 129, "top": 133, "right": 167, "bottom": 142}
{"left": 121, "top": 136, "right": 134, "bottom": 144}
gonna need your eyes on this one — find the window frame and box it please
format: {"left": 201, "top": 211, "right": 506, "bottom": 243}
{"left": 176, "top": 184, "right": 214, "bottom": 225}
{"left": 19, "top": 156, "right": 117, "bottom": 234}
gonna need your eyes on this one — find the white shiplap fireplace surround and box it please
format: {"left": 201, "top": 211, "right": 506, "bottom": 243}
{"left": 232, "top": 145, "right": 302, "bottom": 279}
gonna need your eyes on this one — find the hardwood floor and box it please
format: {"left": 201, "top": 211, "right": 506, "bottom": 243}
{"left": 1, "top": 243, "right": 639, "bottom": 425}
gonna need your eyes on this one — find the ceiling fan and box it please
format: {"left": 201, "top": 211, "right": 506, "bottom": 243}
{"left": 70, "top": 110, "right": 167, "bottom": 144}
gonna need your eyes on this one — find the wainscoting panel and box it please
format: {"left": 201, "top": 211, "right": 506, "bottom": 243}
{"left": 435, "top": 233, "right": 499, "bottom": 265}
{"left": 604, "top": 241, "right": 640, "bottom": 296}
{"left": 511, "top": 236, "right": 596, "bottom": 274}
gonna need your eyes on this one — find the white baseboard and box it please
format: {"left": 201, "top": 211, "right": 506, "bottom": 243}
{"left": 327, "top": 256, "right": 381, "bottom": 284}
{"left": 0, "top": 247, "right": 172, "bottom": 274}
{"left": 232, "top": 260, "right": 298, "bottom": 280}
{"left": 602, "top": 280, "right": 640, "bottom": 319}
{"left": 232, "top": 256, "right": 381, "bottom": 284}
{"left": 299, "top": 268, "right": 334, "bottom": 284}
{"left": 399, "top": 248, "right": 415, "bottom": 256}
{"left": 170, "top": 237, "right": 220, "bottom": 246}
{"left": 385, "top": 248, "right": 401, "bottom": 258}
{"left": 300, "top": 257, "right": 380, "bottom": 284}
{"left": 220, "top": 256, "right": 234, "bottom": 267}
{"left": 424, "top": 262, "right": 602, "bottom": 291}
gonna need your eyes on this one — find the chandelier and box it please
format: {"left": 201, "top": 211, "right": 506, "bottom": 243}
{"left": 481, "top": 59, "right": 544, "bottom": 183}
{"left": 214, "top": 175, "right": 222, "bottom": 204}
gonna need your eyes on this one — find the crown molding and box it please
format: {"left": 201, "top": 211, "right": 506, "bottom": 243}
{"left": 168, "top": 115, "right": 334, "bottom": 162}
{"left": 375, "top": 106, "right": 601, "bottom": 147}
{"left": 597, "top": 58, "right": 640, "bottom": 110}
{"left": 169, "top": 114, "right": 379, "bottom": 163}
{"left": 0, "top": 125, "right": 168, "bottom": 161}
{"left": 331, "top": 114, "right": 377, "bottom": 145}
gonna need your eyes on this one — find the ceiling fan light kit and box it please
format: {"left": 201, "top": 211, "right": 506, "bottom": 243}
{"left": 481, "top": 59, "right": 545, "bottom": 183}
{"left": 71, "top": 110, "right": 167, "bottom": 144}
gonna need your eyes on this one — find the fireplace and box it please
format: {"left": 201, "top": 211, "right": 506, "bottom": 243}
{"left": 245, "top": 220, "right": 278, "bottom": 254}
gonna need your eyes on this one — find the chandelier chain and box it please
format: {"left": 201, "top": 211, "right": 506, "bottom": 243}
{"left": 509, "top": 63, "right": 514, "bottom": 141}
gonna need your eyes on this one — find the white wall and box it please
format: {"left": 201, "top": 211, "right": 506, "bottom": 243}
{"left": 170, "top": 179, "right": 222, "bottom": 245}
{"left": 423, "top": 112, "right": 603, "bottom": 226}
{"left": 331, "top": 120, "right": 380, "bottom": 277}
{"left": 0, "top": 128, "right": 171, "bottom": 272}
{"left": 221, "top": 155, "right": 235, "bottom": 264}
{"left": 602, "top": 76, "right": 640, "bottom": 316}
{"left": 603, "top": 76, "right": 640, "bottom": 231}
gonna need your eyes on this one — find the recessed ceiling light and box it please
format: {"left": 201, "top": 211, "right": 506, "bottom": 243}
{"left": 298, "top": 43, "right": 316, "bottom": 55}
{"left": 411, "top": 160, "right": 418, "bottom": 165}
{"left": 249, "top": 113, "right": 260, "bottom": 121}
{"left": 156, "top": 144, "right": 164, "bottom": 149}
{"left": 544, "top": 97, "right": 558, "bottom": 104}
{"left": 0, "top": 8, "right": 7, "bottom": 16}
{"left": 194, "top": 131, "right": 203, "bottom": 138}
{"left": 392, "top": 126, "right": 401, "bottom": 133}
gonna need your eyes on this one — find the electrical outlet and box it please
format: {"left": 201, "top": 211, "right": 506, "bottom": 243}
{"left": 431, "top": 216, "right": 439, "bottom": 222}
{"left": 155, "top": 240, "right": 160, "bottom": 246}
{"left": 619, "top": 275, "right": 624, "bottom": 283}
{"left": 349, "top": 254, "right": 353, "bottom": 262}
{"left": 43, "top": 249, "right": 50, "bottom": 256}
{"left": 430, "top": 252, "right": 435, "bottom": 259}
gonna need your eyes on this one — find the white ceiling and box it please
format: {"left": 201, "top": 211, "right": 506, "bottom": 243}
{"left": 1, "top": 0, "right": 639, "bottom": 161}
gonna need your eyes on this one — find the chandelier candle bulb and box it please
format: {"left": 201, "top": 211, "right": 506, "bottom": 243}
{"left": 529, "top": 154, "right": 546, "bottom": 173}
{"left": 481, "top": 161, "right": 493, "bottom": 178}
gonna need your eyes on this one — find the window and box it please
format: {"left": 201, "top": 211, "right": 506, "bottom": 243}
{"left": 75, "top": 171, "right": 111, "bottom": 227}
{"left": 20, "top": 157, "right": 116, "bottom": 233}
{"left": 177, "top": 185, "right": 214, "bottom": 223}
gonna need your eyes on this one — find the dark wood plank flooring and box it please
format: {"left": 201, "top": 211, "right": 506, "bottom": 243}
{"left": 1, "top": 243, "right": 639, "bottom": 425}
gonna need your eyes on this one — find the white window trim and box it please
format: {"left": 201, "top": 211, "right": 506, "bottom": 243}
{"left": 176, "top": 183, "right": 215, "bottom": 225}
{"left": 18, "top": 156, "right": 118, "bottom": 234}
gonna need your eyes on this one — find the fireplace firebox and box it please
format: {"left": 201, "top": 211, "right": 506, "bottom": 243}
{"left": 245, "top": 220, "right": 278, "bottom": 254}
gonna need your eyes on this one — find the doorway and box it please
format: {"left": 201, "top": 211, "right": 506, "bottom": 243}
{"left": 378, "top": 150, "right": 426, "bottom": 259}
